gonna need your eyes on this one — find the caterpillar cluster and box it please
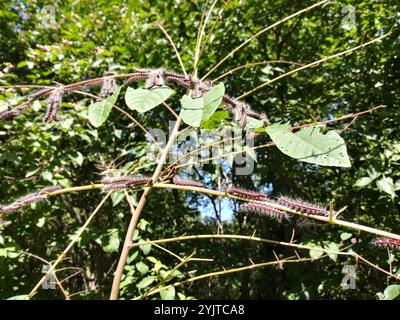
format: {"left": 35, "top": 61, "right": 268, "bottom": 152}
{"left": 226, "top": 187, "right": 268, "bottom": 201}
{"left": 99, "top": 72, "right": 118, "bottom": 98}
{"left": 3, "top": 68, "right": 268, "bottom": 129}
{"left": 44, "top": 86, "right": 64, "bottom": 122}
{"left": 277, "top": 196, "right": 330, "bottom": 217}
{"left": 239, "top": 202, "right": 290, "bottom": 222}
{"left": 0, "top": 108, "right": 19, "bottom": 121}
{"left": 0, "top": 185, "right": 61, "bottom": 214}
{"left": 172, "top": 177, "right": 203, "bottom": 188}
{"left": 101, "top": 176, "right": 150, "bottom": 191}
{"left": 371, "top": 237, "right": 400, "bottom": 250}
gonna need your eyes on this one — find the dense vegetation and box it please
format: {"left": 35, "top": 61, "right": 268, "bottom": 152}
{"left": 0, "top": 0, "right": 399, "bottom": 300}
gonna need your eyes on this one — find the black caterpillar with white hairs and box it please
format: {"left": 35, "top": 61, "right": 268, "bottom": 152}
{"left": 277, "top": 196, "right": 330, "bottom": 216}
{"left": 0, "top": 108, "right": 19, "bottom": 121}
{"left": 372, "top": 237, "right": 400, "bottom": 250}
{"left": 100, "top": 72, "right": 118, "bottom": 98}
{"left": 29, "top": 88, "right": 54, "bottom": 100}
{"left": 101, "top": 176, "right": 150, "bottom": 191}
{"left": 0, "top": 185, "right": 61, "bottom": 214}
{"left": 227, "top": 187, "right": 268, "bottom": 201}
{"left": 192, "top": 79, "right": 212, "bottom": 99}
{"left": 145, "top": 68, "right": 165, "bottom": 89}
{"left": 239, "top": 202, "right": 290, "bottom": 222}
{"left": 173, "top": 177, "right": 203, "bottom": 188}
{"left": 44, "top": 86, "right": 64, "bottom": 122}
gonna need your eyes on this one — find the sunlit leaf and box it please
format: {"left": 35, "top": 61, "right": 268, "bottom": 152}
{"left": 266, "top": 124, "right": 351, "bottom": 167}
{"left": 125, "top": 86, "right": 174, "bottom": 113}
{"left": 88, "top": 86, "right": 121, "bottom": 127}
{"left": 181, "top": 83, "right": 225, "bottom": 127}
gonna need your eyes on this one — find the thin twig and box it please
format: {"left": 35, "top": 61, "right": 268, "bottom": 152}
{"left": 156, "top": 23, "right": 187, "bottom": 76}
{"left": 133, "top": 255, "right": 317, "bottom": 299}
{"left": 162, "top": 101, "right": 179, "bottom": 119}
{"left": 27, "top": 192, "right": 111, "bottom": 299}
{"left": 193, "top": 0, "right": 219, "bottom": 74}
{"left": 201, "top": 0, "right": 329, "bottom": 80}
{"left": 198, "top": 0, "right": 232, "bottom": 60}
{"left": 237, "top": 31, "right": 394, "bottom": 99}
{"left": 213, "top": 60, "right": 304, "bottom": 82}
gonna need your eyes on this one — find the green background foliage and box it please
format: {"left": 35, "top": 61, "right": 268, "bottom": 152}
{"left": 0, "top": 0, "right": 399, "bottom": 299}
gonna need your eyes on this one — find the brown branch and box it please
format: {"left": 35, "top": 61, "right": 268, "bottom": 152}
{"left": 109, "top": 114, "right": 183, "bottom": 300}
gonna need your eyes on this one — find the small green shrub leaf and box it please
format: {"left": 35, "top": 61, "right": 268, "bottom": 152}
{"left": 383, "top": 285, "right": 400, "bottom": 300}
{"left": 376, "top": 177, "right": 396, "bottom": 198}
{"left": 181, "top": 83, "right": 225, "bottom": 127}
{"left": 160, "top": 286, "right": 176, "bottom": 300}
{"left": 135, "top": 261, "right": 149, "bottom": 275}
{"left": 137, "top": 276, "right": 156, "bottom": 290}
{"left": 88, "top": 86, "right": 121, "bottom": 127}
{"left": 125, "top": 86, "right": 174, "bottom": 113}
{"left": 266, "top": 124, "right": 351, "bottom": 167}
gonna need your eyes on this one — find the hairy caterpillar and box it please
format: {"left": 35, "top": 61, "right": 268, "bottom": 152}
{"left": 29, "top": 88, "right": 54, "bottom": 100}
{"left": 124, "top": 74, "right": 149, "bottom": 86}
{"left": 100, "top": 72, "right": 118, "bottom": 98}
{"left": 44, "top": 86, "right": 64, "bottom": 122}
{"left": 0, "top": 108, "right": 19, "bottom": 121}
{"left": 165, "top": 72, "right": 193, "bottom": 88}
{"left": 173, "top": 177, "right": 203, "bottom": 188}
{"left": 81, "top": 78, "right": 104, "bottom": 90}
{"left": 227, "top": 187, "right": 268, "bottom": 201}
{"left": 101, "top": 176, "right": 150, "bottom": 190}
{"left": 277, "top": 196, "right": 329, "bottom": 216}
{"left": 192, "top": 79, "right": 212, "bottom": 98}
{"left": 239, "top": 202, "right": 290, "bottom": 222}
{"left": 145, "top": 68, "right": 165, "bottom": 89}
{"left": 372, "top": 237, "right": 400, "bottom": 250}
{"left": 15, "top": 194, "right": 46, "bottom": 205}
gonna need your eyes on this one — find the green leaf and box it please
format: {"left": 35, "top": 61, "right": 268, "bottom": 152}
{"left": 147, "top": 256, "right": 159, "bottom": 264}
{"left": 111, "top": 191, "right": 124, "bottom": 207}
{"left": 160, "top": 286, "right": 176, "bottom": 300}
{"left": 266, "top": 124, "right": 351, "bottom": 167}
{"left": 41, "top": 170, "right": 53, "bottom": 182}
{"left": 324, "top": 242, "right": 339, "bottom": 262}
{"left": 88, "top": 86, "right": 121, "bottom": 127}
{"left": 245, "top": 117, "right": 264, "bottom": 130}
{"left": 7, "top": 294, "right": 29, "bottom": 300}
{"left": 36, "top": 217, "right": 45, "bottom": 228}
{"left": 135, "top": 261, "right": 149, "bottom": 274}
{"left": 181, "top": 83, "right": 225, "bottom": 127}
{"left": 383, "top": 285, "right": 400, "bottom": 300}
{"left": 394, "top": 179, "right": 400, "bottom": 191}
{"left": 376, "top": 177, "right": 396, "bottom": 198}
{"left": 201, "top": 111, "right": 229, "bottom": 130}
{"left": 354, "top": 177, "right": 375, "bottom": 188}
{"left": 139, "top": 239, "right": 151, "bottom": 255}
{"left": 69, "top": 151, "right": 84, "bottom": 166}
{"left": 137, "top": 276, "right": 156, "bottom": 290}
{"left": 340, "top": 232, "right": 352, "bottom": 241}
{"left": 125, "top": 86, "right": 174, "bottom": 113}
{"left": 308, "top": 244, "right": 324, "bottom": 259}
{"left": 25, "top": 168, "right": 40, "bottom": 178}
{"left": 103, "top": 229, "right": 120, "bottom": 253}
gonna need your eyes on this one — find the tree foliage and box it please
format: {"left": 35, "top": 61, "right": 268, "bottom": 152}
{"left": 0, "top": 0, "right": 399, "bottom": 300}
